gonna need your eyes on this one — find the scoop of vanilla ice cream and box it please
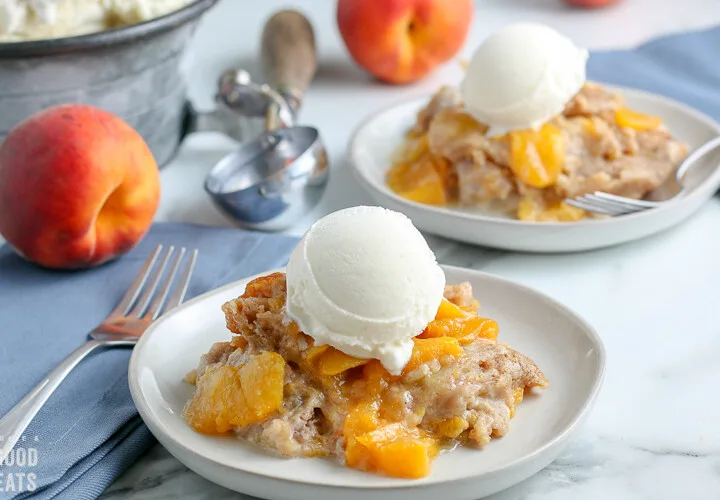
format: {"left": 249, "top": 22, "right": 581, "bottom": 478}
{"left": 461, "top": 23, "right": 588, "bottom": 133}
{"left": 285, "top": 206, "right": 446, "bottom": 376}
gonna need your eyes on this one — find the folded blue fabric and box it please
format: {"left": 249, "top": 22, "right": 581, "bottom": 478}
{"left": 2, "top": 24, "right": 720, "bottom": 500}
{"left": 0, "top": 223, "right": 299, "bottom": 500}
{"left": 587, "top": 25, "right": 720, "bottom": 121}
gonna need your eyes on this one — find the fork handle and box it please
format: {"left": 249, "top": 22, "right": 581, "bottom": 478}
{"left": 0, "top": 340, "right": 105, "bottom": 462}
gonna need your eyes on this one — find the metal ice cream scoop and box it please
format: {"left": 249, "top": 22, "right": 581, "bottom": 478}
{"left": 200, "top": 10, "right": 328, "bottom": 232}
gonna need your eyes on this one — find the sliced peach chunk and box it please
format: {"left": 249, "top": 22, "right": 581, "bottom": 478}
{"left": 516, "top": 197, "right": 537, "bottom": 221}
{"left": 386, "top": 159, "right": 415, "bottom": 191}
{"left": 513, "top": 387, "right": 525, "bottom": 405}
{"left": 238, "top": 351, "right": 285, "bottom": 416}
{"left": 183, "top": 351, "right": 285, "bottom": 434}
{"left": 397, "top": 181, "right": 448, "bottom": 205}
{"left": 509, "top": 124, "right": 565, "bottom": 188}
{"left": 420, "top": 317, "right": 498, "bottom": 344}
{"left": 183, "top": 364, "right": 245, "bottom": 434}
{"left": 387, "top": 157, "right": 448, "bottom": 205}
{"left": 420, "top": 318, "right": 460, "bottom": 339}
{"left": 362, "top": 360, "right": 392, "bottom": 396}
{"left": 355, "top": 423, "right": 439, "bottom": 479}
{"left": 436, "top": 416, "right": 469, "bottom": 439}
{"left": 615, "top": 108, "right": 662, "bottom": 131}
{"left": 345, "top": 438, "right": 370, "bottom": 470}
{"left": 579, "top": 116, "right": 597, "bottom": 136}
{"left": 316, "top": 347, "right": 369, "bottom": 376}
{"left": 393, "top": 134, "right": 429, "bottom": 165}
{"left": 230, "top": 335, "right": 248, "bottom": 350}
{"left": 473, "top": 318, "right": 499, "bottom": 341}
{"left": 517, "top": 197, "right": 586, "bottom": 222}
{"left": 510, "top": 387, "right": 525, "bottom": 418}
{"left": 344, "top": 400, "right": 381, "bottom": 437}
{"left": 435, "top": 298, "right": 469, "bottom": 320}
{"left": 403, "top": 337, "right": 462, "bottom": 374}
{"left": 304, "top": 344, "right": 329, "bottom": 365}
{"left": 432, "top": 156, "right": 454, "bottom": 188}
{"left": 343, "top": 400, "right": 381, "bottom": 468}
{"left": 537, "top": 123, "right": 566, "bottom": 177}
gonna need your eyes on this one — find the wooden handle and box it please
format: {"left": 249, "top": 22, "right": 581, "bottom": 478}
{"left": 260, "top": 10, "right": 317, "bottom": 112}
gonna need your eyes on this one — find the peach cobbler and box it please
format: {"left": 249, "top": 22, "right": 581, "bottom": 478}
{"left": 387, "top": 83, "right": 689, "bottom": 222}
{"left": 183, "top": 273, "right": 548, "bottom": 479}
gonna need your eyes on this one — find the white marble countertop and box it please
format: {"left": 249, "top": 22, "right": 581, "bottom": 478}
{"left": 102, "top": 0, "right": 720, "bottom": 498}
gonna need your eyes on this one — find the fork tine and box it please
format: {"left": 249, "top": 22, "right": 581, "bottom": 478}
{"left": 584, "top": 194, "right": 649, "bottom": 214}
{"left": 144, "top": 247, "right": 186, "bottom": 321}
{"left": 590, "top": 191, "right": 659, "bottom": 209}
{"left": 565, "top": 198, "right": 621, "bottom": 216}
{"left": 110, "top": 245, "right": 163, "bottom": 317}
{"left": 128, "top": 246, "right": 175, "bottom": 318}
{"left": 165, "top": 249, "right": 198, "bottom": 311}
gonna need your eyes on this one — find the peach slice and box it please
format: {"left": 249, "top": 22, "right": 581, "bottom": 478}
{"left": 355, "top": 423, "right": 439, "bottom": 479}
{"left": 343, "top": 400, "right": 382, "bottom": 468}
{"left": 403, "top": 337, "right": 462, "bottom": 374}
{"left": 509, "top": 124, "right": 565, "bottom": 188}
{"left": 615, "top": 108, "right": 662, "bottom": 131}
{"left": 183, "top": 351, "right": 285, "bottom": 434}
{"left": 510, "top": 387, "right": 525, "bottom": 418}
{"left": 362, "top": 360, "right": 392, "bottom": 397}
{"left": 316, "top": 347, "right": 369, "bottom": 376}
{"left": 436, "top": 416, "right": 469, "bottom": 439}
{"left": 420, "top": 317, "right": 498, "bottom": 344}
{"left": 387, "top": 156, "right": 448, "bottom": 205}
{"left": 304, "top": 345, "right": 330, "bottom": 365}
{"left": 397, "top": 181, "right": 448, "bottom": 205}
{"left": 435, "top": 298, "right": 468, "bottom": 320}
{"left": 517, "top": 197, "right": 586, "bottom": 222}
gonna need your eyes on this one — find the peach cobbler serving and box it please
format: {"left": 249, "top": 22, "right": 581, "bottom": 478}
{"left": 386, "top": 24, "right": 689, "bottom": 222}
{"left": 183, "top": 207, "right": 548, "bottom": 479}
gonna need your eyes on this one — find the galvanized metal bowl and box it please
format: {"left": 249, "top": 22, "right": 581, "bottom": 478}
{"left": 0, "top": 0, "right": 218, "bottom": 167}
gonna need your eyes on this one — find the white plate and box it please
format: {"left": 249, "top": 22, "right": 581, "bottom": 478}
{"left": 349, "top": 86, "right": 720, "bottom": 252}
{"left": 129, "top": 266, "right": 605, "bottom": 500}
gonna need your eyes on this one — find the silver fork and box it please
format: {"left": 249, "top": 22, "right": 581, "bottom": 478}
{"left": 0, "top": 244, "right": 198, "bottom": 463}
{"left": 565, "top": 135, "right": 720, "bottom": 216}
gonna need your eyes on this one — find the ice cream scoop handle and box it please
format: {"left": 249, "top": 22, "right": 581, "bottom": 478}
{"left": 260, "top": 10, "right": 317, "bottom": 113}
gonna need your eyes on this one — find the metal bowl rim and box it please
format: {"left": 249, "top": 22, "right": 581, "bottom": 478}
{"left": 0, "top": 0, "right": 219, "bottom": 57}
{"left": 203, "top": 126, "right": 326, "bottom": 197}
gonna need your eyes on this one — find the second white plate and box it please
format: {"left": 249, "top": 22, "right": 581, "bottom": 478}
{"left": 349, "top": 86, "right": 720, "bottom": 252}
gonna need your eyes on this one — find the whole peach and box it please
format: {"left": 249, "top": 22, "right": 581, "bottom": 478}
{"left": 0, "top": 105, "right": 160, "bottom": 269}
{"left": 337, "top": 0, "right": 474, "bottom": 84}
{"left": 563, "top": 0, "right": 621, "bottom": 8}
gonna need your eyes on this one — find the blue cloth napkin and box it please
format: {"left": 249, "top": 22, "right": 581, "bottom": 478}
{"left": 2, "top": 23, "right": 720, "bottom": 500}
{"left": 587, "top": 25, "right": 720, "bottom": 121}
{"left": 0, "top": 223, "right": 299, "bottom": 500}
